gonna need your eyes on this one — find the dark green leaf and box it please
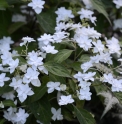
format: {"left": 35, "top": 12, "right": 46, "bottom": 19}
{"left": 29, "top": 96, "right": 51, "bottom": 124}
{"left": 2, "top": 100, "right": 15, "bottom": 107}
{"left": 44, "top": 61, "right": 71, "bottom": 77}
{"left": 8, "top": 22, "right": 26, "bottom": 34}
{"left": 28, "top": 78, "right": 48, "bottom": 103}
{"left": 74, "top": 105, "right": 96, "bottom": 124}
{"left": 0, "top": 119, "right": 5, "bottom": 124}
{"left": 91, "top": 0, "right": 111, "bottom": 25}
{"left": 0, "top": 0, "right": 8, "bottom": 10}
{"left": 53, "top": 49, "right": 73, "bottom": 63}
{"left": 0, "top": 10, "right": 11, "bottom": 38}
{"left": 49, "top": 73, "right": 66, "bottom": 84}
{"left": 0, "top": 85, "right": 13, "bottom": 95}
{"left": 37, "top": 9, "right": 56, "bottom": 33}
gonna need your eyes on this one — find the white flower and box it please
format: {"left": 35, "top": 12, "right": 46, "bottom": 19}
{"left": 77, "top": 88, "right": 92, "bottom": 100}
{"left": 77, "top": 8, "right": 96, "bottom": 24}
{"left": 0, "top": 73, "right": 10, "bottom": 87}
{"left": 113, "top": 0, "right": 122, "bottom": 8}
{"left": 3, "top": 107, "right": 17, "bottom": 123}
{"left": 51, "top": 107, "right": 63, "bottom": 121}
{"left": 53, "top": 31, "right": 69, "bottom": 43}
{"left": 74, "top": 27, "right": 101, "bottom": 39}
{"left": 47, "top": 81, "right": 60, "bottom": 93}
{"left": 81, "top": 61, "right": 93, "bottom": 72}
{"left": 27, "top": 51, "right": 43, "bottom": 67}
{"left": 58, "top": 95, "right": 74, "bottom": 105}
{"left": 38, "top": 33, "right": 54, "bottom": 45}
{"left": 28, "top": 0, "right": 45, "bottom": 14}
{"left": 92, "top": 40, "right": 104, "bottom": 53}
{"left": 42, "top": 45, "right": 58, "bottom": 54}
{"left": 90, "top": 54, "right": 100, "bottom": 63}
{"left": 75, "top": 36, "right": 92, "bottom": 51}
{"left": 9, "top": 77, "right": 23, "bottom": 90}
{"left": 55, "top": 7, "right": 74, "bottom": 23}
{"left": 8, "top": 59, "right": 19, "bottom": 73}
{"left": 106, "top": 37, "right": 121, "bottom": 55}
{"left": 74, "top": 72, "right": 96, "bottom": 82}
{"left": 82, "top": 0, "right": 93, "bottom": 9}
{"left": 113, "top": 18, "right": 122, "bottom": 30}
{"left": 78, "top": 81, "right": 91, "bottom": 89}
{"left": 12, "top": 14, "right": 26, "bottom": 22}
{"left": 16, "top": 84, "right": 34, "bottom": 102}
{"left": 2, "top": 91, "right": 15, "bottom": 100}
{"left": 99, "top": 52, "right": 112, "bottom": 64}
{"left": 16, "top": 108, "right": 29, "bottom": 124}
{"left": 1, "top": 52, "right": 12, "bottom": 65}
{"left": 20, "top": 36, "right": 35, "bottom": 46}
{"left": 23, "top": 66, "right": 41, "bottom": 87}
{"left": 111, "top": 79, "right": 122, "bottom": 92}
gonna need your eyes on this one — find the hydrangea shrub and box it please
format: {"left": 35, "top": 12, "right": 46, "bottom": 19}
{"left": 0, "top": 0, "right": 122, "bottom": 124}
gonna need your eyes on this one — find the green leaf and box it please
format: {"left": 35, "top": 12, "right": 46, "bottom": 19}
{"left": 28, "top": 78, "right": 48, "bottom": 103}
{"left": 0, "top": 10, "right": 11, "bottom": 38}
{"left": 37, "top": 9, "right": 56, "bottom": 33}
{"left": 53, "top": 49, "right": 73, "bottom": 63}
{"left": 74, "top": 105, "right": 96, "bottom": 124}
{"left": 44, "top": 61, "right": 71, "bottom": 77}
{"left": 49, "top": 73, "right": 66, "bottom": 84}
{"left": 69, "top": 79, "right": 76, "bottom": 92}
{"left": 0, "top": 119, "right": 5, "bottom": 124}
{"left": 29, "top": 96, "right": 51, "bottom": 124}
{"left": 0, "top": 85, "right": 13, "bottom": 95}
{"left": 0, "top": 0, "right": 8, "bottom": 10}
{"left": 78, "top": 54, "right": 90, "bottom": 63}
{"left": 8, "top": 22, "right": 26, "bottom": 34}
{"left": 114, "top": 92, "right": 122, "bottom": 104}
{"left": 2, "top": 100, "right": 15, "bottom": 107}
{"left": 92, "top": 80, "right": 108, "bottom": 94}
{"left": 91, "top": 0, "right": 111, "bottom": 25}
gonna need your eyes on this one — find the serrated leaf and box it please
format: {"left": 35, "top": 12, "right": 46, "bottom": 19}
{"left": 44, "top": 61, "right": 71, "bottom": 77}
{"left": 74, "top": 105, "right": 95, "bottom": 124}
{"left": 91, "top": 0, "right": 111, "bottom": 25}
{"left": 37, "top": 9, "right": 56, "bottom": 33}
{"left": 8, "top": 22, "right": 26, "bottom": 34}
{"left": 29, "top": 96, "right": 51, "bottom": 124}
{"left": 53, "top": 49, "right": 73, "bottom": 63}
{"left": 2, "top": 100, "right": 15, "bottom": 107}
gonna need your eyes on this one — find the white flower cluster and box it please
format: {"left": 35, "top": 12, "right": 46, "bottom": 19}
{"left": 1, "top": 2, "right": 122, "bottom": 123}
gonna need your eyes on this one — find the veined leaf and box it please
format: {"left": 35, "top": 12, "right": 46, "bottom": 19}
{"left": 53, "top": 49, "right": 73, "bottom": 63}
{"left": 37, "top": 9, "right": 56, "bottom": 33}
{"left": 29, "top": 96, "right": 51, "bottom": 124}
{"left": 2, "top": 100, "right": 16, "bottom": 107}
{"left": 44, "top": 61, "right": 71, "bottom": 77}
{"left": 91, "top": 0, "right": 111, "bottom": 25}
{"left": 8, "top": 22, "right": 26, "bottom": 34}
{"left": 74, "top": 105, "right": 95, "bottom": 124}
